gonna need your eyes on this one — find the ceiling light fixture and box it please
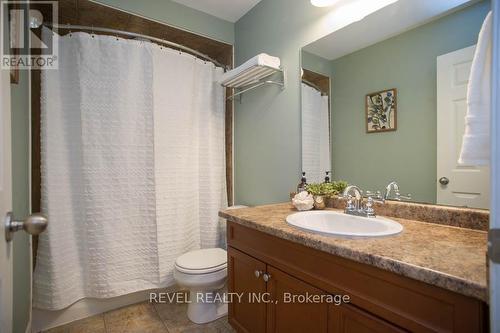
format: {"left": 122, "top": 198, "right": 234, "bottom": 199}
{"left": 311, "top": 0, "right": 341, "bottom": 7}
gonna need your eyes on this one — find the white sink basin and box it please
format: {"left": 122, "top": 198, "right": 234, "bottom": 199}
{"left": 286, "top": 210, "right": 403, "bottom": 237}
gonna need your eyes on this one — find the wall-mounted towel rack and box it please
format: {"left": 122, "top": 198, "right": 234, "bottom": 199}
{"left": 220, "top": 54, "right": 285, "bottom": 101}
{"left": 224, "top": 67, "right": 285, "bottom": 101}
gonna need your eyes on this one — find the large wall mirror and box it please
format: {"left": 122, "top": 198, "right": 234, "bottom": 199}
{"left": 300, "top": 0, "right": 490, "bottom": 209}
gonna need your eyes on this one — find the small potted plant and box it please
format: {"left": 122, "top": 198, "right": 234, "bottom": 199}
{"left": 306, "top": 181, "right": 348, "bottom": 209}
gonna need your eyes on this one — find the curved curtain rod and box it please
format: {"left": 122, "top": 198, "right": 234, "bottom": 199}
{"left": 44, "top": 23, "right": 229, "bottom": 70}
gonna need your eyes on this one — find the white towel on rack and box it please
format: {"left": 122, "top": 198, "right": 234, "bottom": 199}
{"left": 219, "top": 53, "right": 280, "bottom": 84}
{"left": 458, "top": 11, "right": 492, "bottom": 166}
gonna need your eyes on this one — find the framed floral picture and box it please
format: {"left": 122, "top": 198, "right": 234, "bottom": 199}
{"left": 365, "top": 88, "right": 397, "bottom": 133}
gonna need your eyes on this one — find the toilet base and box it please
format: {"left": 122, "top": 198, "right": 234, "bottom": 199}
{"left": 187, "top": 290, "right": 228, "bottom": 324}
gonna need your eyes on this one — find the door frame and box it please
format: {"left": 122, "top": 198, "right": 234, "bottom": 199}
{"left": 0, "top": 3, "right": 14, "bottom": 332}
{"left": 490, "top": 0, "right": 500, "bottom": 331}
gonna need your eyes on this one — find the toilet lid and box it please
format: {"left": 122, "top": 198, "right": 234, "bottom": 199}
{"left": 175, "top": 248, "right": 227, "bottom": 274}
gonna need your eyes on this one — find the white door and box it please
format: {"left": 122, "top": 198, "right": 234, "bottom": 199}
{"left": 437, "top": 45, "right": 490, "bottom": 209}
{"left": 0, "top": 14, "right": 14, "bottom": 333}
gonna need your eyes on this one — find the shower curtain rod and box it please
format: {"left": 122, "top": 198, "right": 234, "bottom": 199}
{"left": 44, "top": 23, "right": 229, "bottom": 70}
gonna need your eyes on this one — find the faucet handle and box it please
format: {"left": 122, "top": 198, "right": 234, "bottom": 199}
{"left": 365, "top": 190, "right": 384, "bottom": 203}
{"left": 398, "top": 192, "right": 412, "bottom": 201}
{"left": 364, "top": 197, "right": 376, "bottom": 217}
{"left": 344, "top": 194, "right": 356, "bottom": 211}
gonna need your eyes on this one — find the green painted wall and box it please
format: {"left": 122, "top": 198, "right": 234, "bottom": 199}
{"left": 11, "top": 70, "right": 31, "bottom": 333}
{"left": 93, "top": 0, "right": 234, "bottom": 43}
{"left": 234, "top": 0, "right": 347, "bottom": 205}
{"left": 301, "top": 50, "right": 332, "bottom": 77}
{"left": 330, "top": 1, "right": 490, "bottom": 203}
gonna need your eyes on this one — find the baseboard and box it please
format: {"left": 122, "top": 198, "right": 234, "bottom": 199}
{"left": 31, "top": 286, "right": 179, "bottom": 332}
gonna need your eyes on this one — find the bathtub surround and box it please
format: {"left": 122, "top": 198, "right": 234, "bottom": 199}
{"left": 34, "top": 31, "right": 227, "bottom": 310}
{"left": 93, "top": 0, "right": 235, "bottom": 44}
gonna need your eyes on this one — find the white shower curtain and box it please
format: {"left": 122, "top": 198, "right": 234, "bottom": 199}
{"left": 33, "top": 31, "right": 227, "bottom": 310}
{"left": 301, "top": 83, "right": 331, "bottom": 183}
{"left": 152, "top": 46, "right": 227, "bottom": 285}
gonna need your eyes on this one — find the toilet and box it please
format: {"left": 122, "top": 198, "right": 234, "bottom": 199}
{"left": 174, "top": 248, "right": 228, "bottom": 324}
{"left": 174, "top": 205, "right": 247, "bottom": 324}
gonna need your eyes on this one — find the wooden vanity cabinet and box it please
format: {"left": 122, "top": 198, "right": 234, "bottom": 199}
{"left": 228, "top": 247, "right": 328, "bottom": 333}
{"left": 328, "top": 304, "right": 406, "bottom": 333}
{"left": 227, "top": 221, "right": 487, "bottom": 333}
{"left": 228, "top": 247, "right": 267, "bottom": 333}
{"left": 266, "top": 265, "right": 328, "bottom": 332}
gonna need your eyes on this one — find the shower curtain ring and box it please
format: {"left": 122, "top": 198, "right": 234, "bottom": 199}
{"left": 66, "top": 23, "right": 72, "bottom": 37}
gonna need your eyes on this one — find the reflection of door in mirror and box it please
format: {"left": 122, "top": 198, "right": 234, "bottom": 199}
{"left": 437, "top": 46, "right": 490, "bottom": 209}
{"left": 301, "top": 69, "right": 330, "bottom": 184}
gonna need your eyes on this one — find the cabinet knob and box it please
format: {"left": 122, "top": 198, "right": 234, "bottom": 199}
{"left": 254, "top": 270, "right": 263, "bottom": 278}
{"left": 263, "top": 273, "right": 271, "bottom": 282}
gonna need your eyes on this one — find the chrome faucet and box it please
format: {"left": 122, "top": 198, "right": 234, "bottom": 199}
{"left": 342, "top": 185, "right": 363, "bottom": 213}
{"left": 384, "top": 181, "right": 412, "bottom": 201}
{"left": 342, "top": 185, "right": 383, "bottom": 218}
{"left": 342, "top": 182, "right": 411, "bottom": 218}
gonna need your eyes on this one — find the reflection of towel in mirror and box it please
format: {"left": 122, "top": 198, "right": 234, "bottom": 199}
{"left": 458, "top": 11, "right": 492, "bottom": 166}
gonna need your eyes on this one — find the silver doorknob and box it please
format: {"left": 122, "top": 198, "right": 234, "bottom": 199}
{"left": 263, "top": 273, "right": 271, "bottom": 282}
{"left": 254, "top": 270, "right": 263, "bottom": 278}
{"left": 439, "top": 177, "right": 450, "bottom": 185}
{"left": 4, "top": 212, "right": 48, "bottom": 242}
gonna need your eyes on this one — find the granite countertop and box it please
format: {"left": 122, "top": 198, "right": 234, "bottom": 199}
{"left": 219, "top": 203, "right": 488, "bottom": 302}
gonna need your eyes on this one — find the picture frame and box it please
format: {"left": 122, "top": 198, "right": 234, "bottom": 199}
{"left": 365, "top": 88, "right": 397, "bottom": 133}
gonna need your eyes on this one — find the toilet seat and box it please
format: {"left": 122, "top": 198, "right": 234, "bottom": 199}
{"left": 173, "top": 248, "right": 228, "bottom": 324}
{"left": 175, "top": 248, "right": 227, "bottom": 275}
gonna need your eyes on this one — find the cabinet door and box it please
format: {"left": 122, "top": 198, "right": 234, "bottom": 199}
{"left": 329, "top": 303, "right": 407, "bottom": 333}
{"left": 228, "top": 247, "right": 267, "bottom": 333}
{"left": 266, "top": 265, "right": 328, "bottom": 333}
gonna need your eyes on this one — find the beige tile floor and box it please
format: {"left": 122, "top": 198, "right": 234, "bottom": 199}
{"left": 43, "top": 301, "right": 235, "bottom": 333}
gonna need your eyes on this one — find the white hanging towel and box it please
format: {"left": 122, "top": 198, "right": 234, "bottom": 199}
{"left": 458, "top": 11, "right": 492, "bottom": 165}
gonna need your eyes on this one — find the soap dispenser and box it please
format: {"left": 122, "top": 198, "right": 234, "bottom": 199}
{"left": 324, "top": 171, "right": 331, "bottom": 183}
{"left": 297, "top": 172, "right": 307, "bottom": 193}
